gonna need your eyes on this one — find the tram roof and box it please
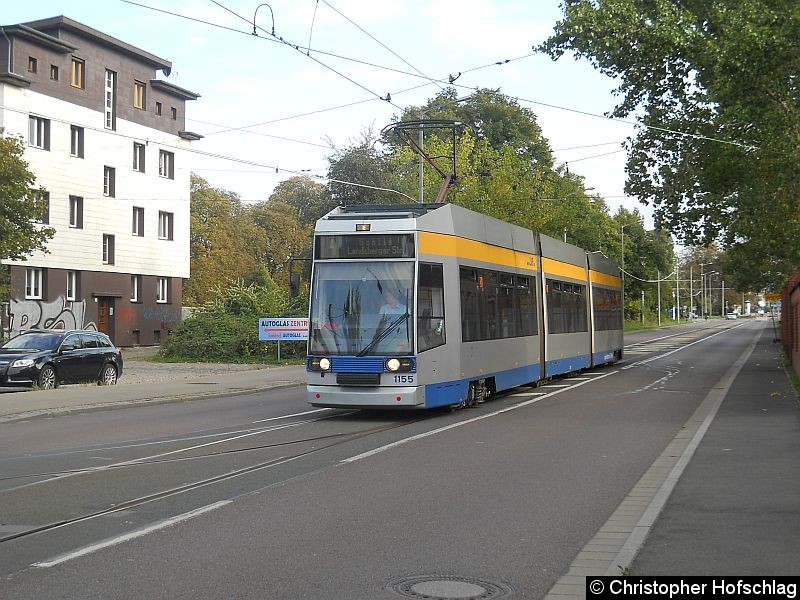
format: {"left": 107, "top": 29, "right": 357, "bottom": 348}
{"left": 324, "top": 204, "right": 445, "bottom": 220}
{"left": 317, "top": 203, "right": 620, "bottom": 276}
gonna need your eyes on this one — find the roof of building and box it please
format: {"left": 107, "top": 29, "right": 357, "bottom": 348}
{"left": 19, "top": 16, "right": 173, "bottom": 72}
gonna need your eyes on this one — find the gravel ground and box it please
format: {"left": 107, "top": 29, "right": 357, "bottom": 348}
{"left": 120, "top": 347, "right": 271, "bottom": 385}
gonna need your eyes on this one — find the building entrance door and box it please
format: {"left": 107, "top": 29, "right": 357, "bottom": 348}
{"left": 97, "top": 298, "right": 114, "bottom": 338}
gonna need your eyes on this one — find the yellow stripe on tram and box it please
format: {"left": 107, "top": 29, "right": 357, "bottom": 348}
{"left": 541, "top": 257, "right": 586, "bottom": 281}
{"left": 419, "top": 231, "right": 538, "bottom": 271}
{"left": 589, "top": 271, "right": 622, "bottom": 288}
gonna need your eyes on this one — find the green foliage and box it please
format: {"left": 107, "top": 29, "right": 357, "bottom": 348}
{"left": 184, "top": 175, "right": 261, "bottom": 306}
{"left": 244, "top": 200, "right": 313, "bottom": 286}
{"left": 540, "top": 1, "right": 800, "bottom": 290}
{"left": 162, "top": 277, "right": 309, "bottom": 362}
{"left": 185, "top": 176, "right": 313, "bottom": 305}
{"left": 326, "top": 128, "right": 410, "bottom": 205}
{"left": 0, "top": 130, "right": 54, "bottom": 262}
{"left": 268, "top": 176, "right": 334, "bottom": 225}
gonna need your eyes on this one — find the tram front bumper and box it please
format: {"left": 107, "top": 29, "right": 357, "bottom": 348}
{"left": 307, "top": 384, "right": 424, "bottom": 409}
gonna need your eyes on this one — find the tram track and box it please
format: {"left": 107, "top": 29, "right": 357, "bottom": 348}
{"left": 0, "top": 415, "right": 427, "bottom": 546}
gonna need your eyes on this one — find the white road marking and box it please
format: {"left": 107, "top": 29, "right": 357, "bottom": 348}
{"left": 8, "top": 415, "right": 338, "bottom": 493}
{"left": 33, "top": 500, "right": 232, "bottom": 568}
{"left": 251, "top": 408, "right": 333, "bottom": 424}
{"left": 342, "top": 371, "right": 619, "bottom": 463}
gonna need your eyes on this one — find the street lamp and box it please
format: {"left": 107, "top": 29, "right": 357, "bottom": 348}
{"left": 698, "top": 262, "right": 711, "bottom": 319}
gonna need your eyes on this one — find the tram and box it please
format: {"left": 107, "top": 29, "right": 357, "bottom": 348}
{"left": 306, "top": 203, "right": 623, "bottom": 409}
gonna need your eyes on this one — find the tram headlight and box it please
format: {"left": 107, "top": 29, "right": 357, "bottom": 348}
{"left": 385, "top": 358, "right": 414, "bottom": 372}
{"left": 310, "top": 356, "right": 331, "bottom": 371}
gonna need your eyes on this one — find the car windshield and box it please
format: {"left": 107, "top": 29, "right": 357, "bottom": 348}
{"left": 309, "top": 261, "right": 414, "bottom": 356}
{"left": 2, "top": 332, "right": 63, "bottom": 350}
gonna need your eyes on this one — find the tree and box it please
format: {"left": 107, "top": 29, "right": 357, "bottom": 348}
{"left": 540, "top": 1, "right": 800, "bottom": 290}
{"left": 326, "top": 128, "right": 409, "bottom": 205}
{"left": 396, "top": 88, "right": 553, "bottom": 168}
{"left": 246, "top": 200, "right": 313, "bottom": 285}
{"left": 184, "top": 175, "right": 261, "bottom": 306}
{"left": 268, "top": 176, "right": 332, "bottom": 226}
{"left": 0, "top": 130, "right": 54, "bottom": 262}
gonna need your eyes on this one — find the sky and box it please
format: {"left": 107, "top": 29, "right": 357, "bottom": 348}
{"left": 5, "top": 0, "right": 652, "bottom": 226}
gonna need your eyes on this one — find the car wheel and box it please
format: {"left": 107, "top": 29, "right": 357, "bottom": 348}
{"left": 37, "top": 365, "right": 58, "bottom": 390}
{"left": 99, "top": 364, "right": 118, "bottom": 385}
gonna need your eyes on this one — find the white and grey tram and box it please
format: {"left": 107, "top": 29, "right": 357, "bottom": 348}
{"left": 306, "top": 203, "right": 623, "bottom": 409}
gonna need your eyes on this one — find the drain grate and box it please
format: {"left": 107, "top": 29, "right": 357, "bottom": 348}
{"left": 388, "top": 575, "right": 514, "bottom": 599}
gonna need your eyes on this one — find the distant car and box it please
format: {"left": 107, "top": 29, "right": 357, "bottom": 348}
{"left": 725, "top": 313, "right": 738, "bottom": 320}
{"left": 0, "top": 330, "right": 123, "bottom": 389}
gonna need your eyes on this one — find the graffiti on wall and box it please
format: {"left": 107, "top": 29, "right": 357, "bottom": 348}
{"left": 8, "top": 296, "right": 97, "bottom": 337}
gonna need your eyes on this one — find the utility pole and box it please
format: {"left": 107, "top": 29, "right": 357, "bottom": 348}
{"left": 657, "top": 270, "right": 661, "bottom": 326}
{"left": 418, "top": 110, "right": 425, "bottom": 203}
{"left": 722, "top": 280, "right": 725, "bottom": 315}
{"left": 641, "top": 290, "right": 645, "bottom": 323}
{"left": 676, "top": 260, "right": 680, "bottom": 323}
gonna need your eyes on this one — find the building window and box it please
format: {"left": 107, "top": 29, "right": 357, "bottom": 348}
{"left": 155, "top": 101, "right": 162, "bottom": 116}
{"left": 171, "top": 106, "right": 177, "bottom": 120}
{"left": 157, "top": 277, "right": 170, "bottom": 303}
{"left": 28, "top": 116, "right": 50, "bottom": 150}
{"left": 158, "top": 211, "right": 174, "bottom": 240}
{"left": 25, "top": 268, "right": 43, "bottom": 299}
{"left": 69, "top": 195, "right": 83, "bottom": 228}
{"left": 134, "top": 80, "right": 146, "bottom": 109}
{"left": 28, "top": 57, "right": 38, "bottom": 73}
{"left": 50, "top": 64, "right": 59, "bottom": 80}
{"left": 102, "top": 234, "right": 115, "bottom": 265}
{"left": 133, "top": 142, "right": 146, "bottom": 172}
{"left": 103, "top": 166, "right": 116, "bottom": 197}
{"left": 71, "top": 57, "right": 85, "bottom": 88}
{"left": 132, "top": 206, "right": 144, "bottom": 236}
{"left": 105, "top": 70, "right": 116, "bottom": 130}
{"left": 158, "top": 150, "right": 174, "bottom": 179}
{"left": 131, "top": 275, "right": 142, "bottom": 303}
{"left": 70, "top": 125, "right": 84, "bottom": 158}
{"left": 66, "top": 270, "right": 78, "bottom": 301}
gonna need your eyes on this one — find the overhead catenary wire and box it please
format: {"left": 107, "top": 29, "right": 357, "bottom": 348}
{"left": 3, "top": 103, "right": 409, "bottom": 202}
{"left": 319, "top": 0, "right": 445, "bottom": 92}
{"left": 119, "top": 0, "right": 756, "bottom": 153}
{"left": 208, "top": 0, "right": 404, "bottom": 111}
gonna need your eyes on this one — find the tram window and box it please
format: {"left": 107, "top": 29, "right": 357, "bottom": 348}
{"left": 460, "top": 267, "right": 480, "bottom": 342}
{"left": 499, "top": 286, "right": 516, "bottom": 337}
{"left": 418, "top": 263, "right": 445, "bottom": 352}
{"left": 517, "top": 277, "right": 537, "bottom": 336}
{"left": 482, "top": 270, "right": 499, "bottom": 340}
{"left": 593, "top": 286, "right": 622, "bottom": 331}
{"left": 547, "top": 278, "right": 587, "bottom": 334}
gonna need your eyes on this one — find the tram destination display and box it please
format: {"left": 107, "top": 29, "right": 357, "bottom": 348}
{"left": 315, "top": 234, "right": 415, "bottom": 259}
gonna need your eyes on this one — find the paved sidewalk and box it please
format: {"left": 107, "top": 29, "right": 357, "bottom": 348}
{"left": 0, "top": 363, "right": 307, "bottom": 423}
{"left": 545, "top": 324, "right": 799, "bottom": 598}
{"left": 630, "top": 328, "right": 800, "bottom": 575}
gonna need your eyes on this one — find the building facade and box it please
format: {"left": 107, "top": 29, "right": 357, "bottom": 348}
{"left": 0, "top": 16, "right": 200, "bottom": 345}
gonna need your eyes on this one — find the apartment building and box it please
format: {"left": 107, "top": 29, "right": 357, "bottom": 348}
{"left": 0, "top": 16, "right": 200, "bottom": 345}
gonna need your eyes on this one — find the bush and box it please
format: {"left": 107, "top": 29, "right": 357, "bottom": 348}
{"left": 161, "top": 278, "right": 309, "bottom": 363}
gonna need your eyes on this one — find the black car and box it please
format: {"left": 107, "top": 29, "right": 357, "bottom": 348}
{"left": 0, "top": 330, "right": 123, "bottom": 389}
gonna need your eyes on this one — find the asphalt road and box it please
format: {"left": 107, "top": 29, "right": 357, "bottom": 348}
{"left": 0, "top": 320, "right": 770, "bottom": 598}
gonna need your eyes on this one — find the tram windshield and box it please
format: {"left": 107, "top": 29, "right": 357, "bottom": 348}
{"left": 309, "top": 261, "right": 414, "bottom": 356}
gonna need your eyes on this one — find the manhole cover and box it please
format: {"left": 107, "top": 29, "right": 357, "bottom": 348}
{"left": 388, "top": 575, "right": 514, "bottom": 599}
